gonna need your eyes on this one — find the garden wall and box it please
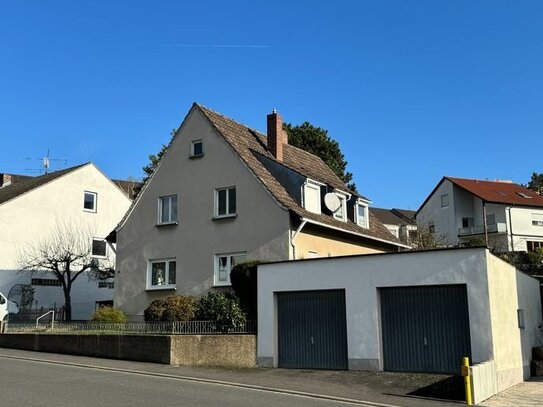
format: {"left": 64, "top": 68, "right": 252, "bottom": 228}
{"left": 0, "top": 333, "right": 256, "bottom": 367}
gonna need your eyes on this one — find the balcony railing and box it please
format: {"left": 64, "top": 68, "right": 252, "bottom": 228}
{"left": 458, "top": 222, "right": 507, "bottom": 237}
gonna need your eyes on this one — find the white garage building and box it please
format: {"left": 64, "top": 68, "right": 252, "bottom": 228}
{"left": 257, "top": 247, "right": 542, "bottom": 396}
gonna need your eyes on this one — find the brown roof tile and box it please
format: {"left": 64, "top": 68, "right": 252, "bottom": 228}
{"left": 0, "top": 164, "right": 88, "bottom": 206}
{"left": 196, "top": 104, "right": 404, "bottom": 247}
{"left": 447, "top": 177, "right": 543, "bottom": 207}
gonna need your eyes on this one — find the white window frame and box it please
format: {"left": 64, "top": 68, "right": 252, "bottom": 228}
{"left": 214, "top": 252, "right": 246, "bottom": 286}
{"left": 146, "top": 259, "right": 177, "bottom": 290}
{"left": 355, "top": 200, "right": 369, "bottom": 228}
{"left": 301, "top": 179, "right": 324, "bottom": 214}
{"left": 441, "top": 194, "right": 449, "bottom": 208}
{"left": 215, "top": 186, "right": 236, "bottom": 218}
{"left": 332, "top": 190, "right": 350, "bottom": 222}
{"left": 158, "top": 195, "right": 178, "bottom": 225}
{"left": 190, "top": 139, "right": 204, "bottom": 158}
{"left": 91, "top": 238, "right": 107, "bottom": 258}
{"left": 83, "top": 191, "right": 97, "bottom": 213}
{"left": 532, "top": 213, "right": 543, "bottom": 227}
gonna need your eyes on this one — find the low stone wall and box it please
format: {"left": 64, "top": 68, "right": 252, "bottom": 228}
{"left": 171, "top": 335, "right": 256, "bottom": 368}
{"left": 0, "top": 333, "right": 256, "bottom": 368}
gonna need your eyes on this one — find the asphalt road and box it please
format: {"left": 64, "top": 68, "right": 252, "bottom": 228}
{"left": 0, "top": 355, "right": 391, "bottom": 407}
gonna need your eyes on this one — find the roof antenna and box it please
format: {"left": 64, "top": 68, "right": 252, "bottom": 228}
{"left": 24, "top": 149, "right": 68, "bottom": 175}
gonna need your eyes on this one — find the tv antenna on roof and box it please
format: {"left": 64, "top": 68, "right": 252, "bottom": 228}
{"left": 24, "top": 149, "right": 68, "bottom": 174}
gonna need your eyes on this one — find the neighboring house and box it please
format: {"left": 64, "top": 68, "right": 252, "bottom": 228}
{"left": 417, "top": 176, "right": 543, "bottom": 252}
{"left": 114, "top": 103, "right": 408, "bottom": 319}
{"left": 0, "top": 163, "right": 132, "bottom": 320}
{"left": 371, "top": 208, "right": 417, "bottom": 245}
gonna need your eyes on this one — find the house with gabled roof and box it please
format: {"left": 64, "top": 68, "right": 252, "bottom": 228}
{"left": 113, "top": 103, "right": 408, "bottom": 319}
{"left": 372, "top": 208, "right": 417, "bottom": 245}
{"left": 0, "top": 163, "right": 132, "bottom": 320}
{"left": 417, "top": 176, "right": 543, "bottom": 252}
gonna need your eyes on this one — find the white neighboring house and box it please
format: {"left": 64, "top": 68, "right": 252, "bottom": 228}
{"left": 417, "top": 176, "right": 543, "bottom": 252}
{"left": 0, "top": 163, "right": 132, "bottom": 320}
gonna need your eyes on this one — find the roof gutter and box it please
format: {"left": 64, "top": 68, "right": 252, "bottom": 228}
{"left": 291, "top": 219, "right": 308, "bottom": 260}
{"left": 300, "top": 217, "right": 412, "bottom": 249}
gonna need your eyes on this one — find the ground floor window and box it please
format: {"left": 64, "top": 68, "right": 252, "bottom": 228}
{"left": 214, "top": 252, "right": 246, "bottom": 286}
{"left": 527, "top": 240, "right": 543, "bottom": 253}
{"left": 147, "top": 259, "right": 176, "bottom": 290}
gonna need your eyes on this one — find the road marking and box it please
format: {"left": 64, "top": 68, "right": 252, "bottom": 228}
{"left": 0, "top": 353, "right": 401, "bottom": 407}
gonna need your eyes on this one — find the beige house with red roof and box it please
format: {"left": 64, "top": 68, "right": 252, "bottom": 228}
{"left": 114, "top": 103, "right": 408, "bottom": 319}
{"left": 417, "top": 176, "right": 543, "bottom": 252}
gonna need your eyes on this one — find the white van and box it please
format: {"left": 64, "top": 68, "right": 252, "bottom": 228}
{"left": 0, "top": 291, "right": 19, "bottom": 321}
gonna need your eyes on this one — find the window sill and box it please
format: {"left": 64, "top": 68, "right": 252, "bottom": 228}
{"left": 189, "top": 153, "right": 204, "bottom": 159}
{"left": 83, "top": 209, "right": 97, "bottom": 214}
{"left": 146, "top": 286, "right": 177, "bottom": 291}
{"left": 156, "top": 221, "right": 179, "bottom": 227}
{"left": 213, "top": 282, "right": 232, "bottom": 288}
{"left": 213, "top": 214, "right": 237, "bottom": 221}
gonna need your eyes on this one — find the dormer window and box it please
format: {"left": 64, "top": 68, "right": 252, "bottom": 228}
{"left": 332, "top": 191, "right": 350, "bottom": 222}
{"left": 302, "top": 179, "right": 324, "bottom": 214}
{"left": 355, "top": 201, "right": 369, "bottom": 228}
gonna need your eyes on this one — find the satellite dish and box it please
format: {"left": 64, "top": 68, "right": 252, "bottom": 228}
{"left": 324, "top": 193, "right": 341, "bottom": 212}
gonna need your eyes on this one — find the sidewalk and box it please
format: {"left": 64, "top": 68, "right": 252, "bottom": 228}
{"left": 480, "top": 377, "right": 543, "bottom": 407}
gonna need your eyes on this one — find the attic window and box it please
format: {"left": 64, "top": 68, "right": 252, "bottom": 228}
{"left": 496, "top": 190, "right": 507, "bottom": 196}
{"left": 303, "top": 180, "right": 322, "bottom": 214}
{"left": 517, "top": 192, "right": 533, "bottom": 199}
{"left": 355, "top": 201, "right": 369, "bottom": 228}
{"left": 83, "top": 191, "right": 97, "bottom": 212}
{"left": 190, "top": 140, "right": 203, "bottom": 158}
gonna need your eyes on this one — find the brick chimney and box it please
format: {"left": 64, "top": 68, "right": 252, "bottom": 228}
{"left": 267, "top": 109, "right": 288, "bottom": 161}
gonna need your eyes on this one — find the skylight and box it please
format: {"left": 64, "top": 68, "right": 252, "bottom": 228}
{"left": 516, "top": 192, "right": 533, "bottom": 199}
{"left": 496, "top": 190, "right": 507, "bottom": 196}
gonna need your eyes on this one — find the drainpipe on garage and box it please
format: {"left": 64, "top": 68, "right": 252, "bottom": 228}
{"left": 291, "top": 219, "right": 307, "bottom": 260}
{"left": 482, "top": 201, "right": 489, "bottom": 247}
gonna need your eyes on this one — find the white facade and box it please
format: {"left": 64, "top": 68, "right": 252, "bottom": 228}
{"left": 257, "top": 248, "right": 542, "bottom": 396}
{"left": 0, "top": 163, "right": 132, "bottom": 320}
{"left": 417, "top": 179, "right": 543, "bottom": 251}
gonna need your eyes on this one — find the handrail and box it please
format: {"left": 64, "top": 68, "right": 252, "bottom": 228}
{"left": 36, "top": 310, "right": 55, "bottom": 330}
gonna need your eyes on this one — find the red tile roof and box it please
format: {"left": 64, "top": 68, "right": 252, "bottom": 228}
{"left": 446, "top": 177, "right": 543, "bottom": 207}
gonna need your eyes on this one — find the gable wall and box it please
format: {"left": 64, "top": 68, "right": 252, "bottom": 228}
{"left": 0, "top": 164, "right": 132, "bottom": 269}
{"left": 114, "top": 108, "right": 291, "bottom": 318}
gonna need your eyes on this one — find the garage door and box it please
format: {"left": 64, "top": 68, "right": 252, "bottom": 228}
{"left": 380, "top": 285, "right": 471, "bottom": 373}
{"left": 277, "top": 290, "right": 348, "bottom": 370}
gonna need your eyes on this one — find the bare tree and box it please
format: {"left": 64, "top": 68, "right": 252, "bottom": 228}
{"left": 17, "top": 220, "right": 114, "bottom": 321}
{"left": 410, "top": 222, "right": 448, "bottom": 250}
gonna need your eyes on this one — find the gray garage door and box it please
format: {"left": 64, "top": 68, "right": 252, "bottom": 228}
{"left": 380, "top": 284, "right": 471, "bottom": 374}
{"left": 277, "top": 290, "right": 348, "bottom": 370}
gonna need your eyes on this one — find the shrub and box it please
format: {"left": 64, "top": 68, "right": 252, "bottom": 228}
{"left": 230, "top": 261, "right": 260, "bottom": 320}
{"left": 143, "top": 295, "right": 198, "bottom": 322}
{"left": 195, "top": 292, "right": 246, "bottom": 333}
{"left": 91, "top": 307, "right": 128, "bottom": 323}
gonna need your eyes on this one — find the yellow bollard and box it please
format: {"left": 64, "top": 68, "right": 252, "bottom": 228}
{"left": 462, "top": 356, "right": 473, "bottom": 405}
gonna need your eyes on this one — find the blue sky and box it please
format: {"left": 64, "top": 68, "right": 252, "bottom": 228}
{"left": 1, "top": 1, "right": 542, "bottom": 209}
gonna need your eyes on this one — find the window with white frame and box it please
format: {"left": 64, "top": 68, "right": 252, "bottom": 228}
{"left": 147, "top": 259, "right": 176, "bottom": 289}
{"left": 355, "top": 201, "right": 369, "bottom": 228}
{"left": 532, "top": 213, "right": 543, "bottom": 227}
{"left": 302, "top": 180, "right": 322, "bottom": 214}
{"left": 158, "top": 195, "right": 178, "bottom": 224}
{"left": 190, "top": 140, "right": 203, "bottom": 157}
{"left": 83, "top": 191, "right": 97, "bottom": 212}
{"left": 333, "top": 193, "right": 347, "bottom": 222}
{"left": 92, "top": 239, "right": 107, "bottom": 257}
{"left": 214, "top": 252, "right": 246, "bottom": 286}
{"left": 215, "top": 187, "right": 236, "bottom": 217}
{"left": 440, "top": 194, "right": 449, "bottom": 207}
